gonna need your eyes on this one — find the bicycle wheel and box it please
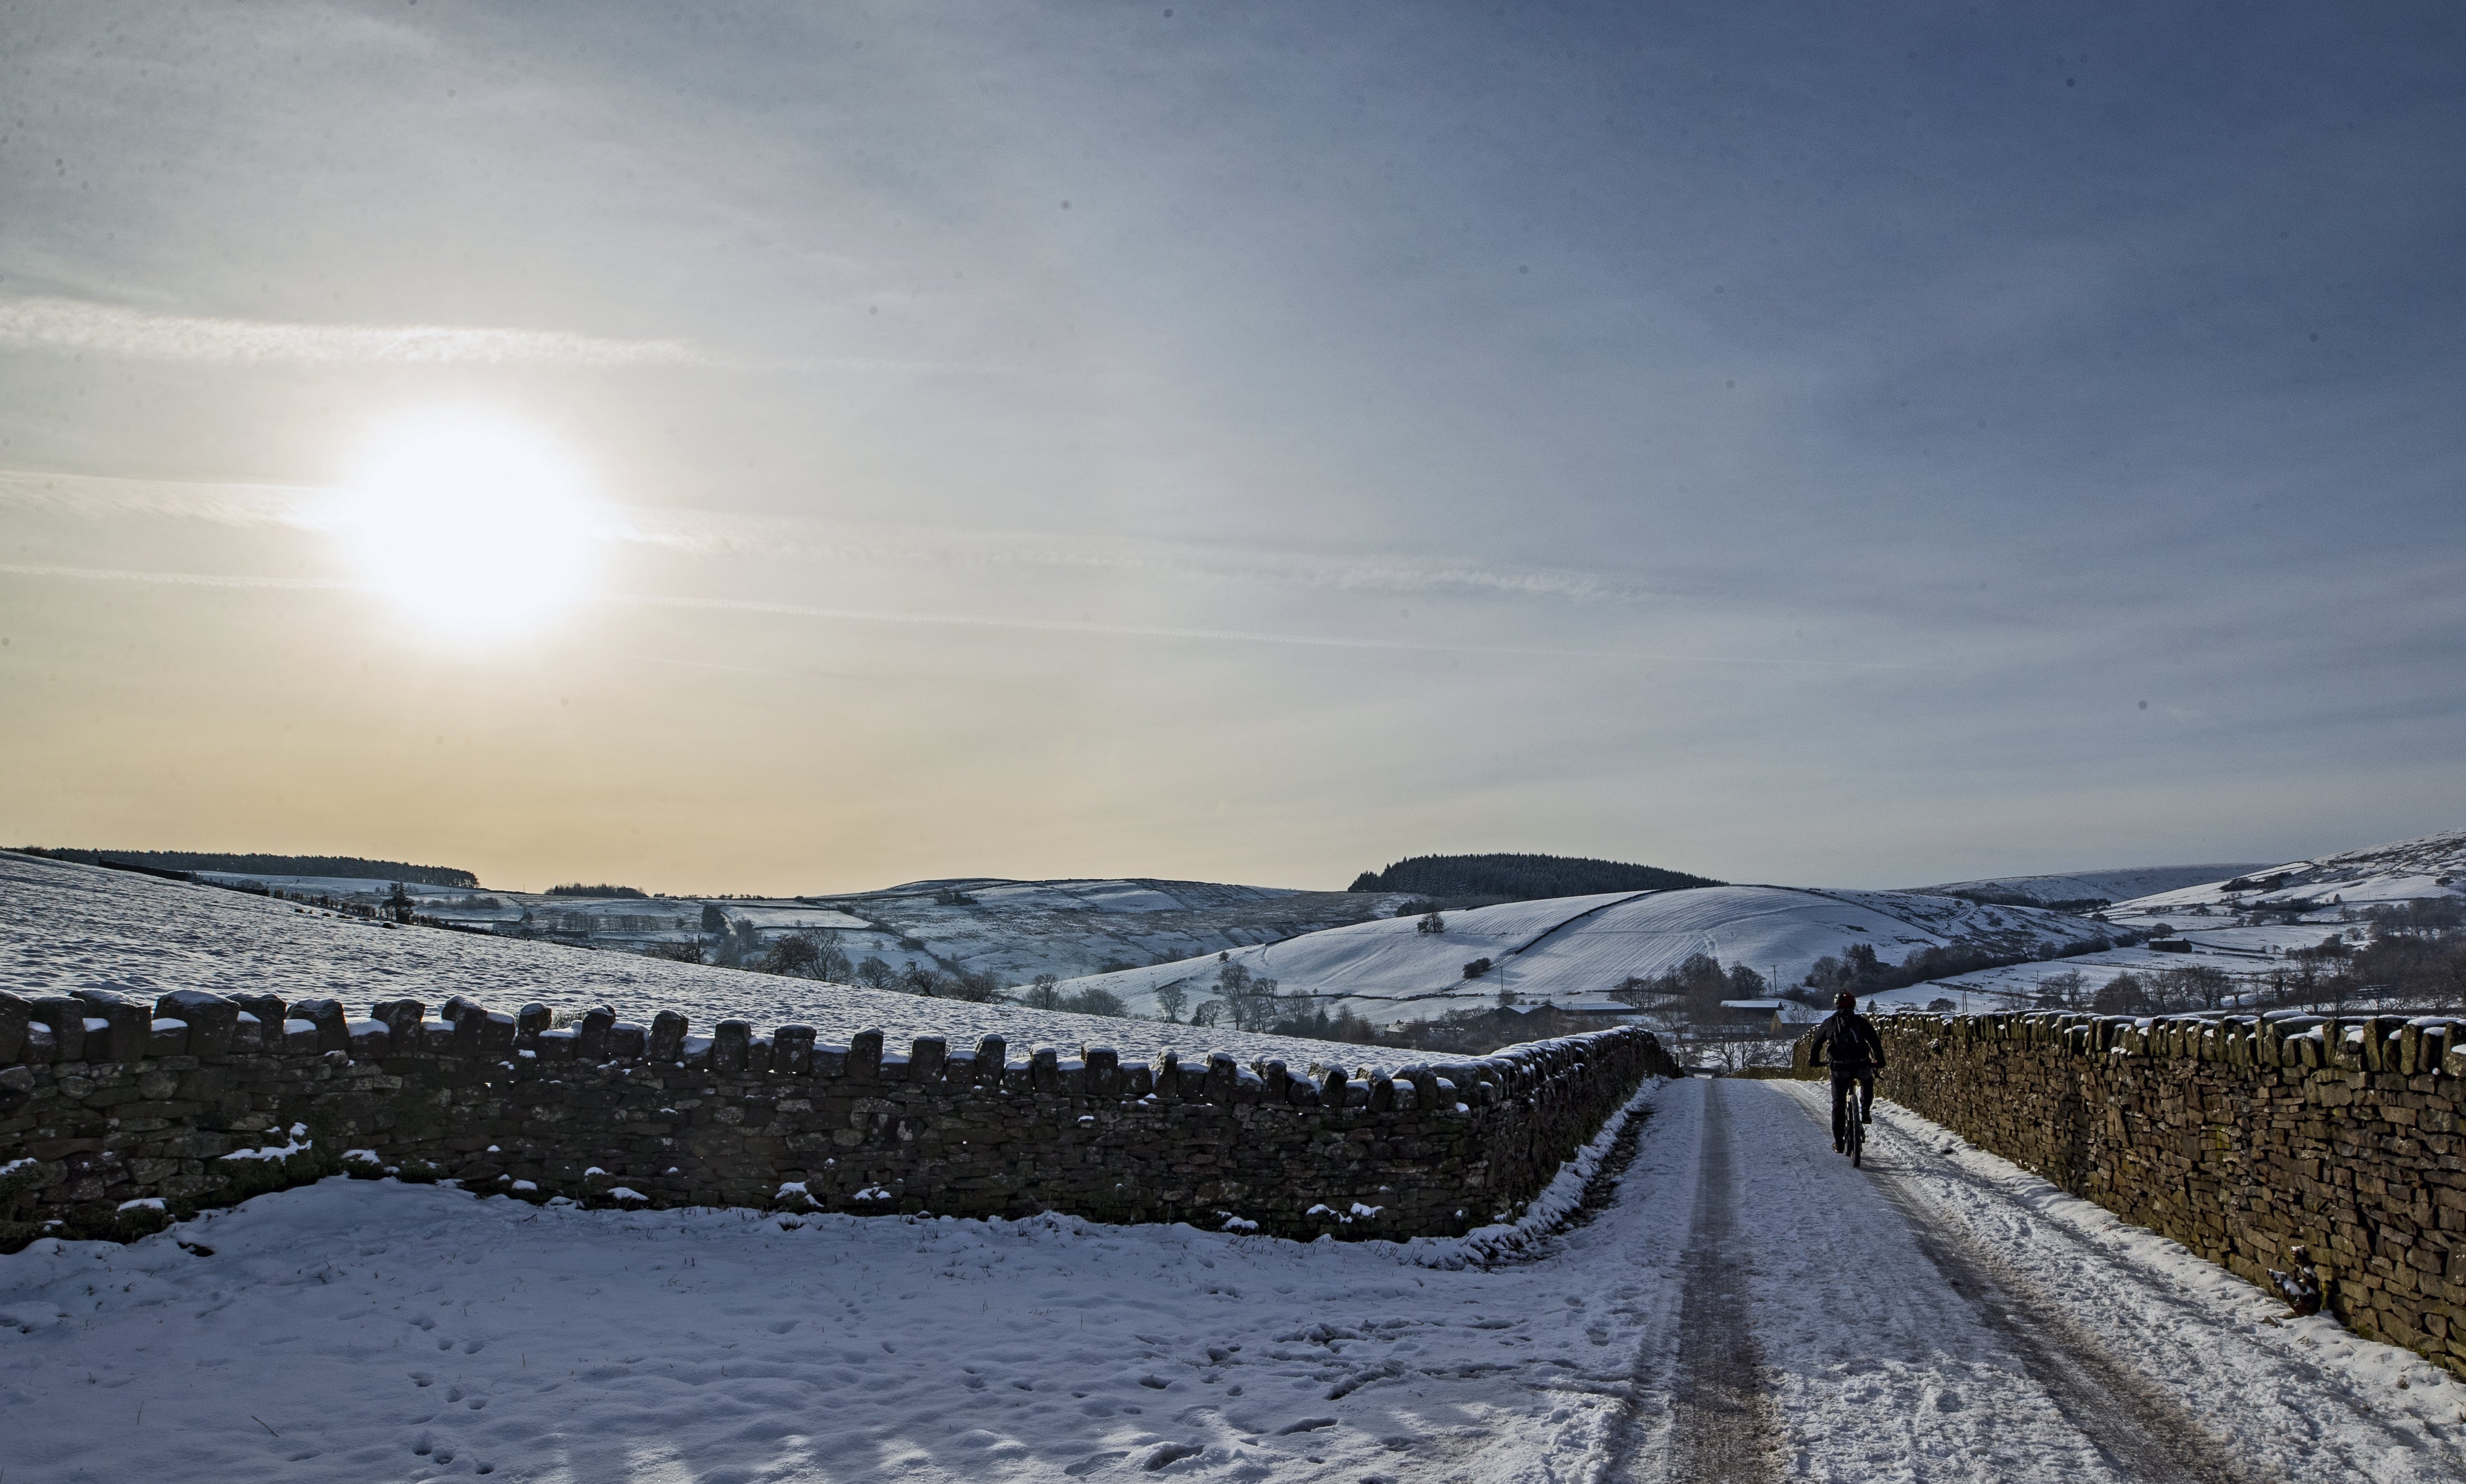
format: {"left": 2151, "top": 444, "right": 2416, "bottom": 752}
{"left": 1847, "top": 1106, "right": 1864, "bottom": 1167}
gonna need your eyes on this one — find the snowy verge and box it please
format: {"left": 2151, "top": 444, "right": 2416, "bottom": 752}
{"left": 0, "top": 1101, "right": 1702, "bottom": 1484}
{"left": 1397, "top": 1075, "right": 1668, "bottom": 1269}
{"left": 1839, "top": 1087, "right": 2466, "bottom": 1458}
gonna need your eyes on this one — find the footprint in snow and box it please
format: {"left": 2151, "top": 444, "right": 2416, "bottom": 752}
{"left": 1063, "top": 1452, "right": 1128, "bottom": 1476}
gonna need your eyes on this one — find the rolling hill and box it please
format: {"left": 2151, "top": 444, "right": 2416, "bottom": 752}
{"left": 1345, "top": 852, "right": 1720, "bottom": 903}
{"left": 2104, "top": 827, "right": 2466, "bottom": 919}
{"left": 1914, "top": 864, "right": 2275, "bottom": 909}
{"left": 0, "top": 852, "right": 1401, "bottom": 1070}
{"left": 1048, "top": 884, "right": 2121, "bottom": 1023}
{"left": 163, "top": 867, "right": 1420, "bottom": 992}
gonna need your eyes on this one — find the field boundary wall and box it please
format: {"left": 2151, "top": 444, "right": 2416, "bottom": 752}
{"left": 0, "top": 987, "right": 1677, "bottom": 1249}
{"left": 1798, "top": 1009, "right": 2466, "bottom": 1376}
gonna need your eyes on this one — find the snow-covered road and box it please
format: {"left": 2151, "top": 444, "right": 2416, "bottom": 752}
{"left": 4, "top": 1080, "right": 2462, "bottom": 1483}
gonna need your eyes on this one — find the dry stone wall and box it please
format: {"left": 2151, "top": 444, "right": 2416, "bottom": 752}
{"left": 1799, "top": 1010, "right": 2466, "bottom": 1377}
{"left": 0, "top": 987, "right": 1677, "bottom": 1251}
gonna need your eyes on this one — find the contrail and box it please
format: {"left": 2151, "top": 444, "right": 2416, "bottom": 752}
{"left": 0, "top": 563, "right": 1915, "bottom": 668}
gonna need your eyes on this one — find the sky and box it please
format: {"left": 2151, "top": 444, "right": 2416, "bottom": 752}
{"left": 2, "top": 1, "right": 2462, "bottom": 896}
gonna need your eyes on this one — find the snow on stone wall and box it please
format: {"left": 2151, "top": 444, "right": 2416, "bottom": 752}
{"left": 0, "top": 987, "right": 1678, "bottom": 1250}
{"left": 1803, "top": 1009, "right": 2466, "bottom": 1379}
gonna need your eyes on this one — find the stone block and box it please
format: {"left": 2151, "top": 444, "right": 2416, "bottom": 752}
{"left": 372, "top": 999, "right": 425, "bottom": 1043}
{"left": 29, "top": 998, "right": 87, "bottom": 1062}
{"left": 773, "top": 1025, "right": 815, "bottom": 1076}
{"left": 155, "top": 991, "right": 239, "bottom": 1061}
{"left": 714, "top": 1021, "right": 752, "bottom": 1075}
{"left": 288, "top": 998, "right": 350, "bottom": 1054}
{"left": 648, "top": 1011, "right": 688, "bottom": 1062}
{"left": 578, "top": 1007, "right": 616, "bottom": 1061}
{"left": 0, "top": 988, "right": 28, "bottom": 1064}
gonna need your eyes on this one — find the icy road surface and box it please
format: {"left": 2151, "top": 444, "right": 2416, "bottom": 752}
{"left": 4, "top": 1080, "right": 2462, "bottom": 1483}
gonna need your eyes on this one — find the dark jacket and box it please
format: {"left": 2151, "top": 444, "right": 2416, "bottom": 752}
{"left": 1809, "top": 1010, "right": 1886, "bottom": 1072}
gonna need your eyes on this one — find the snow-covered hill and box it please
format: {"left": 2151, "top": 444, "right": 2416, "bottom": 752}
{"left": 1860, "top": 828, "right": 2466, "bottom": 1013}
{"left": 1050, "top": 885, "right": 2119, "bottom": 1021}
{"left": 0, "top": 852, "right": 1393, "bottom": 1070}
{"left": 177, "top": 869, "right": 1415, "bottom": 990}
{"left": 2105, "top": 827, "right": 2466, "bottom": 920}
{"left": 1914, "top": 864, "right": 2275, "bottom": 907}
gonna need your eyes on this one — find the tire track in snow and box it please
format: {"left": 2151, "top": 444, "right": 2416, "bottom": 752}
{"left": 1783, "top": 1084, "right": 2264, "bottom": 1484}
{"left": 1609, "top": 1076, "right": 1782, "bottom": 1483}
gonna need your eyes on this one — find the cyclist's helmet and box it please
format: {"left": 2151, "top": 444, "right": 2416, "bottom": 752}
{"left": 1835, "top": 992, "right": 1856, "bottom": 1011}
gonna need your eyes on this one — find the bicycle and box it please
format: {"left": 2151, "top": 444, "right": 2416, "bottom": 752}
{"left": 1842, "top": 1081, "right": 1865, "bottom": 1167}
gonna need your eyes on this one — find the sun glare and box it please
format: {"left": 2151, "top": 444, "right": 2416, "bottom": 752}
{"left": 340, "top": 409, "right": 598, "bottom": 642}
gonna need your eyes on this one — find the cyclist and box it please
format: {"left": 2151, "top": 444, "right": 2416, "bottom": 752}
{"left": 1808, "top": 992, "right": 1885, "bottom": 1153}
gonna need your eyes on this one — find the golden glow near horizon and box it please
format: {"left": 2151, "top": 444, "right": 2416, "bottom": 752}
{"left": 338, "top": 409, "right": 598, "bottom": 643}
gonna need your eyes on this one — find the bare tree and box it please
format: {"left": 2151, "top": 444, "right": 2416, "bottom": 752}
{"left": 756, "top": 930, "right": 852, "bottom": 981}
{"left": 1061, "top": 986, "right": 1129, "bottom": 1018}
{"left": 1153, "top": 982, "right": 1189, "bottom": 1023}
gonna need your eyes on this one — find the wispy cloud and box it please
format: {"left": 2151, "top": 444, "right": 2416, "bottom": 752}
{"left": 0, "top": 469, "right": 329, "bottom": 526}
{"left": 611, "top": 508, "right": 1660, "bottom": 605}
{"left": 613, "top": 591, "right": 1909, "bottom": 668}
{"left": 0, "top": 562, "right": 353, "bottom": 591}
{"left": 0, "top": 295, "right": 704, "bottom": 367}
{"left": 4, "top": 470, "right": 1658, "bottom": 606}
{"left": 0, "top": 562, "right": 1906, "bottom": 667}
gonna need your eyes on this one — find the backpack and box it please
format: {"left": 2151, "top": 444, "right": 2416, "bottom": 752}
{"left": 1818, "top": 1013, "right": 1875, "bottom": 1067}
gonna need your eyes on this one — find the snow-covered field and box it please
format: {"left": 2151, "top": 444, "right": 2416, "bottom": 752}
{"left": 1882, "top": 828, "right": 2466, "bottom": 1012}
{"left": 5, "top": 1078, "right": 2456, "bottom": 1483}
{"left": 0, "top": 852, "right": 1387, "bottom": 1071}
{"left": 1911, "top": 863, "right": 2276, "bottom": 907}
{"left": 1862, "top": 924, "right": 2335, "bottom": 1012}
{"left": 2104, "top": 827, "right": 2466, "bottom": 919}
{"left": 179, "top": 869, "right": 1416, "bottom": 991}
{"left": 1052, "top": 885, "right": 2118, "bottom": 1021}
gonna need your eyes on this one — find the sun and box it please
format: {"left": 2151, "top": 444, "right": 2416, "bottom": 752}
{"left": 339, "top": 409, "right": 599, "bottom": 641}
